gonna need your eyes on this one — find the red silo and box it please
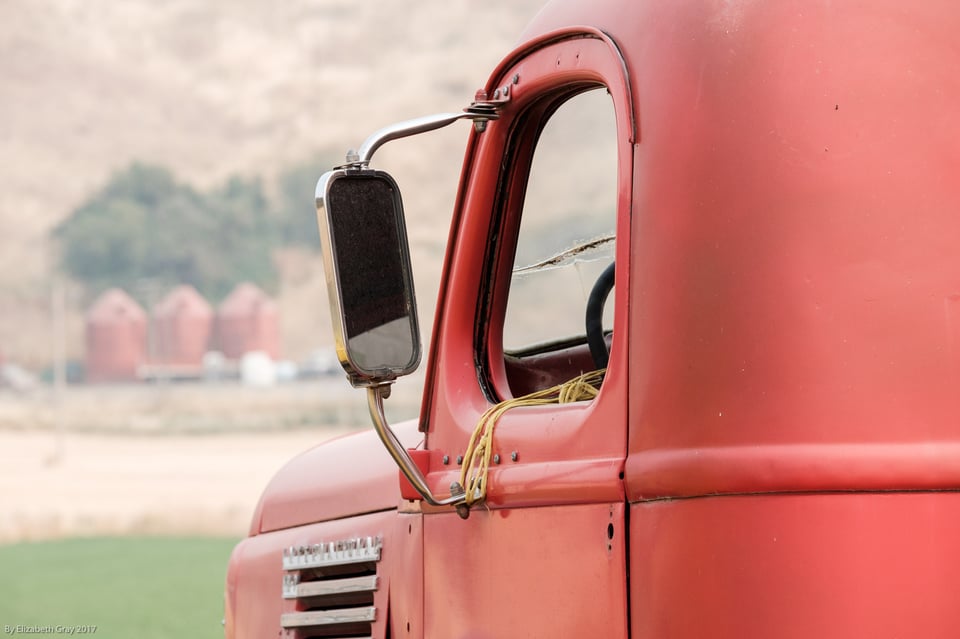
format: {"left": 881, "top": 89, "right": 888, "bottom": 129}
{"left": 151, "top": 285, "right": 213, "bottom": 367}
{"left": 85, "top": 288, "right": 147, "bottom": 383}
{"left": 216, "top": 283, "right": 280, "bottom": 360}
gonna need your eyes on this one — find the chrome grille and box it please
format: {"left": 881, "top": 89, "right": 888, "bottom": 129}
{"left": 281, "top": 537, "right": 382, "bottom": 638}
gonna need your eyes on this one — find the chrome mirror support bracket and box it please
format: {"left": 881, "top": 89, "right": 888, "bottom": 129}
{"left": 351, "top": 112, "right": 475, "bottom": 167}
{"left": 366, "top": 384, "right": 465, "bottom": 507}
{"left": 343, "top": 92, "right": 507, "bottom": 169}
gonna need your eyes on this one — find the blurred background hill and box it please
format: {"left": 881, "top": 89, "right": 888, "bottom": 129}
{"left": 0, "top": 0, "right": 545, "bottom": 370}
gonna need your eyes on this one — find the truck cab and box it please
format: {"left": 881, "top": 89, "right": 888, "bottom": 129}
{"left": 225, "top": 1, "right": 960, "bottom": 637}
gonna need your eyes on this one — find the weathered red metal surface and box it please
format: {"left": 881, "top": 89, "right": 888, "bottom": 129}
{"left": 630, "top": 494, "right": 960, "bottom": 638}
{"left": 595, "top": 0, "right": 960, "bottom": 493}
{"left": 525, "top": 1, "right": 960, "bottom": 635}
{"left": 421, "top": 31, "right": 633, "bottom": 510}
{"left": 226, "top": 509, "right": 422, "bottom": 639}
{"left": 423, "top": 502, "right": 628, "bottom": 638}
{"left": 252, "top": 420, "right": 421, "bottom": 534}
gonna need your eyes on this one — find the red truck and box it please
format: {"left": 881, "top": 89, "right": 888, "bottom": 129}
{"left": 225, "top": 0, "right": 960, "bottom": 636}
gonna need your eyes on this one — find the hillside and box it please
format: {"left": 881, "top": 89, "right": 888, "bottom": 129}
{"left": 0, "top": 0, "right": 546, "bottom": 368}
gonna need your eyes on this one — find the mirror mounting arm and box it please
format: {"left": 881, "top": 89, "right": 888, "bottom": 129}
{"left": 344, "top": 94, "right": 506, "bottom": 168}
{"left": 367, "top": 384, "right": 466, "bottom": 507}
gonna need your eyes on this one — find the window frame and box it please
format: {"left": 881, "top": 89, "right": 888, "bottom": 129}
{"left": 478, "top": 80, "right": 625, "bottom": 401}
{"left": 420, "top": 30, "right": 635, "bottom": 509}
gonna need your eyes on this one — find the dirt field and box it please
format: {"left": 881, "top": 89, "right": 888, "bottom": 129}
{"left": 0, "top": 380, "right": 424, "bottom": 544}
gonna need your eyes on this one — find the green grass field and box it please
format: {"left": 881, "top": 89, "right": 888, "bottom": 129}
{"left": 0, "top": 537, "right": 238, "bottom": 639}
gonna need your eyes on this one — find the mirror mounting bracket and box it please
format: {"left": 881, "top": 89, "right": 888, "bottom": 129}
{"left": 367, "top": 384, "right": 466, "bottom": 507}
{"left": 341, "top": 91, "right": 508, "bottom": 169}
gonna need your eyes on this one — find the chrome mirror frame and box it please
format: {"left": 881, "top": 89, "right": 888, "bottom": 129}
{"left": 315, "top": 168, "right": 421, "bottom": 388}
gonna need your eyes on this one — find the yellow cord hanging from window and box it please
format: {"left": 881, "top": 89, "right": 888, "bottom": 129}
{"left": 458, "top": 368, "right": 606, "bottom": 505}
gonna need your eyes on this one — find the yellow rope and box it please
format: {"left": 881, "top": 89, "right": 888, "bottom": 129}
{"left": 458, "top": 368, "right": 606, "bottom": 505}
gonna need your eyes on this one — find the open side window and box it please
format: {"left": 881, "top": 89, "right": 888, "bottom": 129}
{"left": 485, "top": 86, "right": 619, "bottom": 398}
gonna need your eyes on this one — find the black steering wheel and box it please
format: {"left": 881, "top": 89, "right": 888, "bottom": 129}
{"left": 585, "top": 261, "right": 615, "bottom": 369}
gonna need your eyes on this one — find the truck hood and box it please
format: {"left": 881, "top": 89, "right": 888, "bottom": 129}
{"left": 250, "top": 419, "right": 423, "bottom": 534}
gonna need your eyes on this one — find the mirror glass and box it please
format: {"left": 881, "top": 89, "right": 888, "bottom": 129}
{"left": 320, "top": 171, "right": 421, "bottom": 381}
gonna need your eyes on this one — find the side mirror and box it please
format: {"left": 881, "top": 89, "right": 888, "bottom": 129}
{"left": 315, "top": 169, "right": 421, "bottom": 387}
{"left": 310, "top": 108, "right": 501, "bottom": 508}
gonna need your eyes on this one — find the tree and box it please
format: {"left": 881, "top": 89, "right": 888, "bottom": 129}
{"left": 55, "top": 163, "right": 277, "bottom": 303}
{"left": 273, "top": 154, "right": 340, "bottom": 250}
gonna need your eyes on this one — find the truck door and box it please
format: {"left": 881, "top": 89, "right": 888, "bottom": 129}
{"left": 419, "top": 31, "right": 635, "bottom": 638}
